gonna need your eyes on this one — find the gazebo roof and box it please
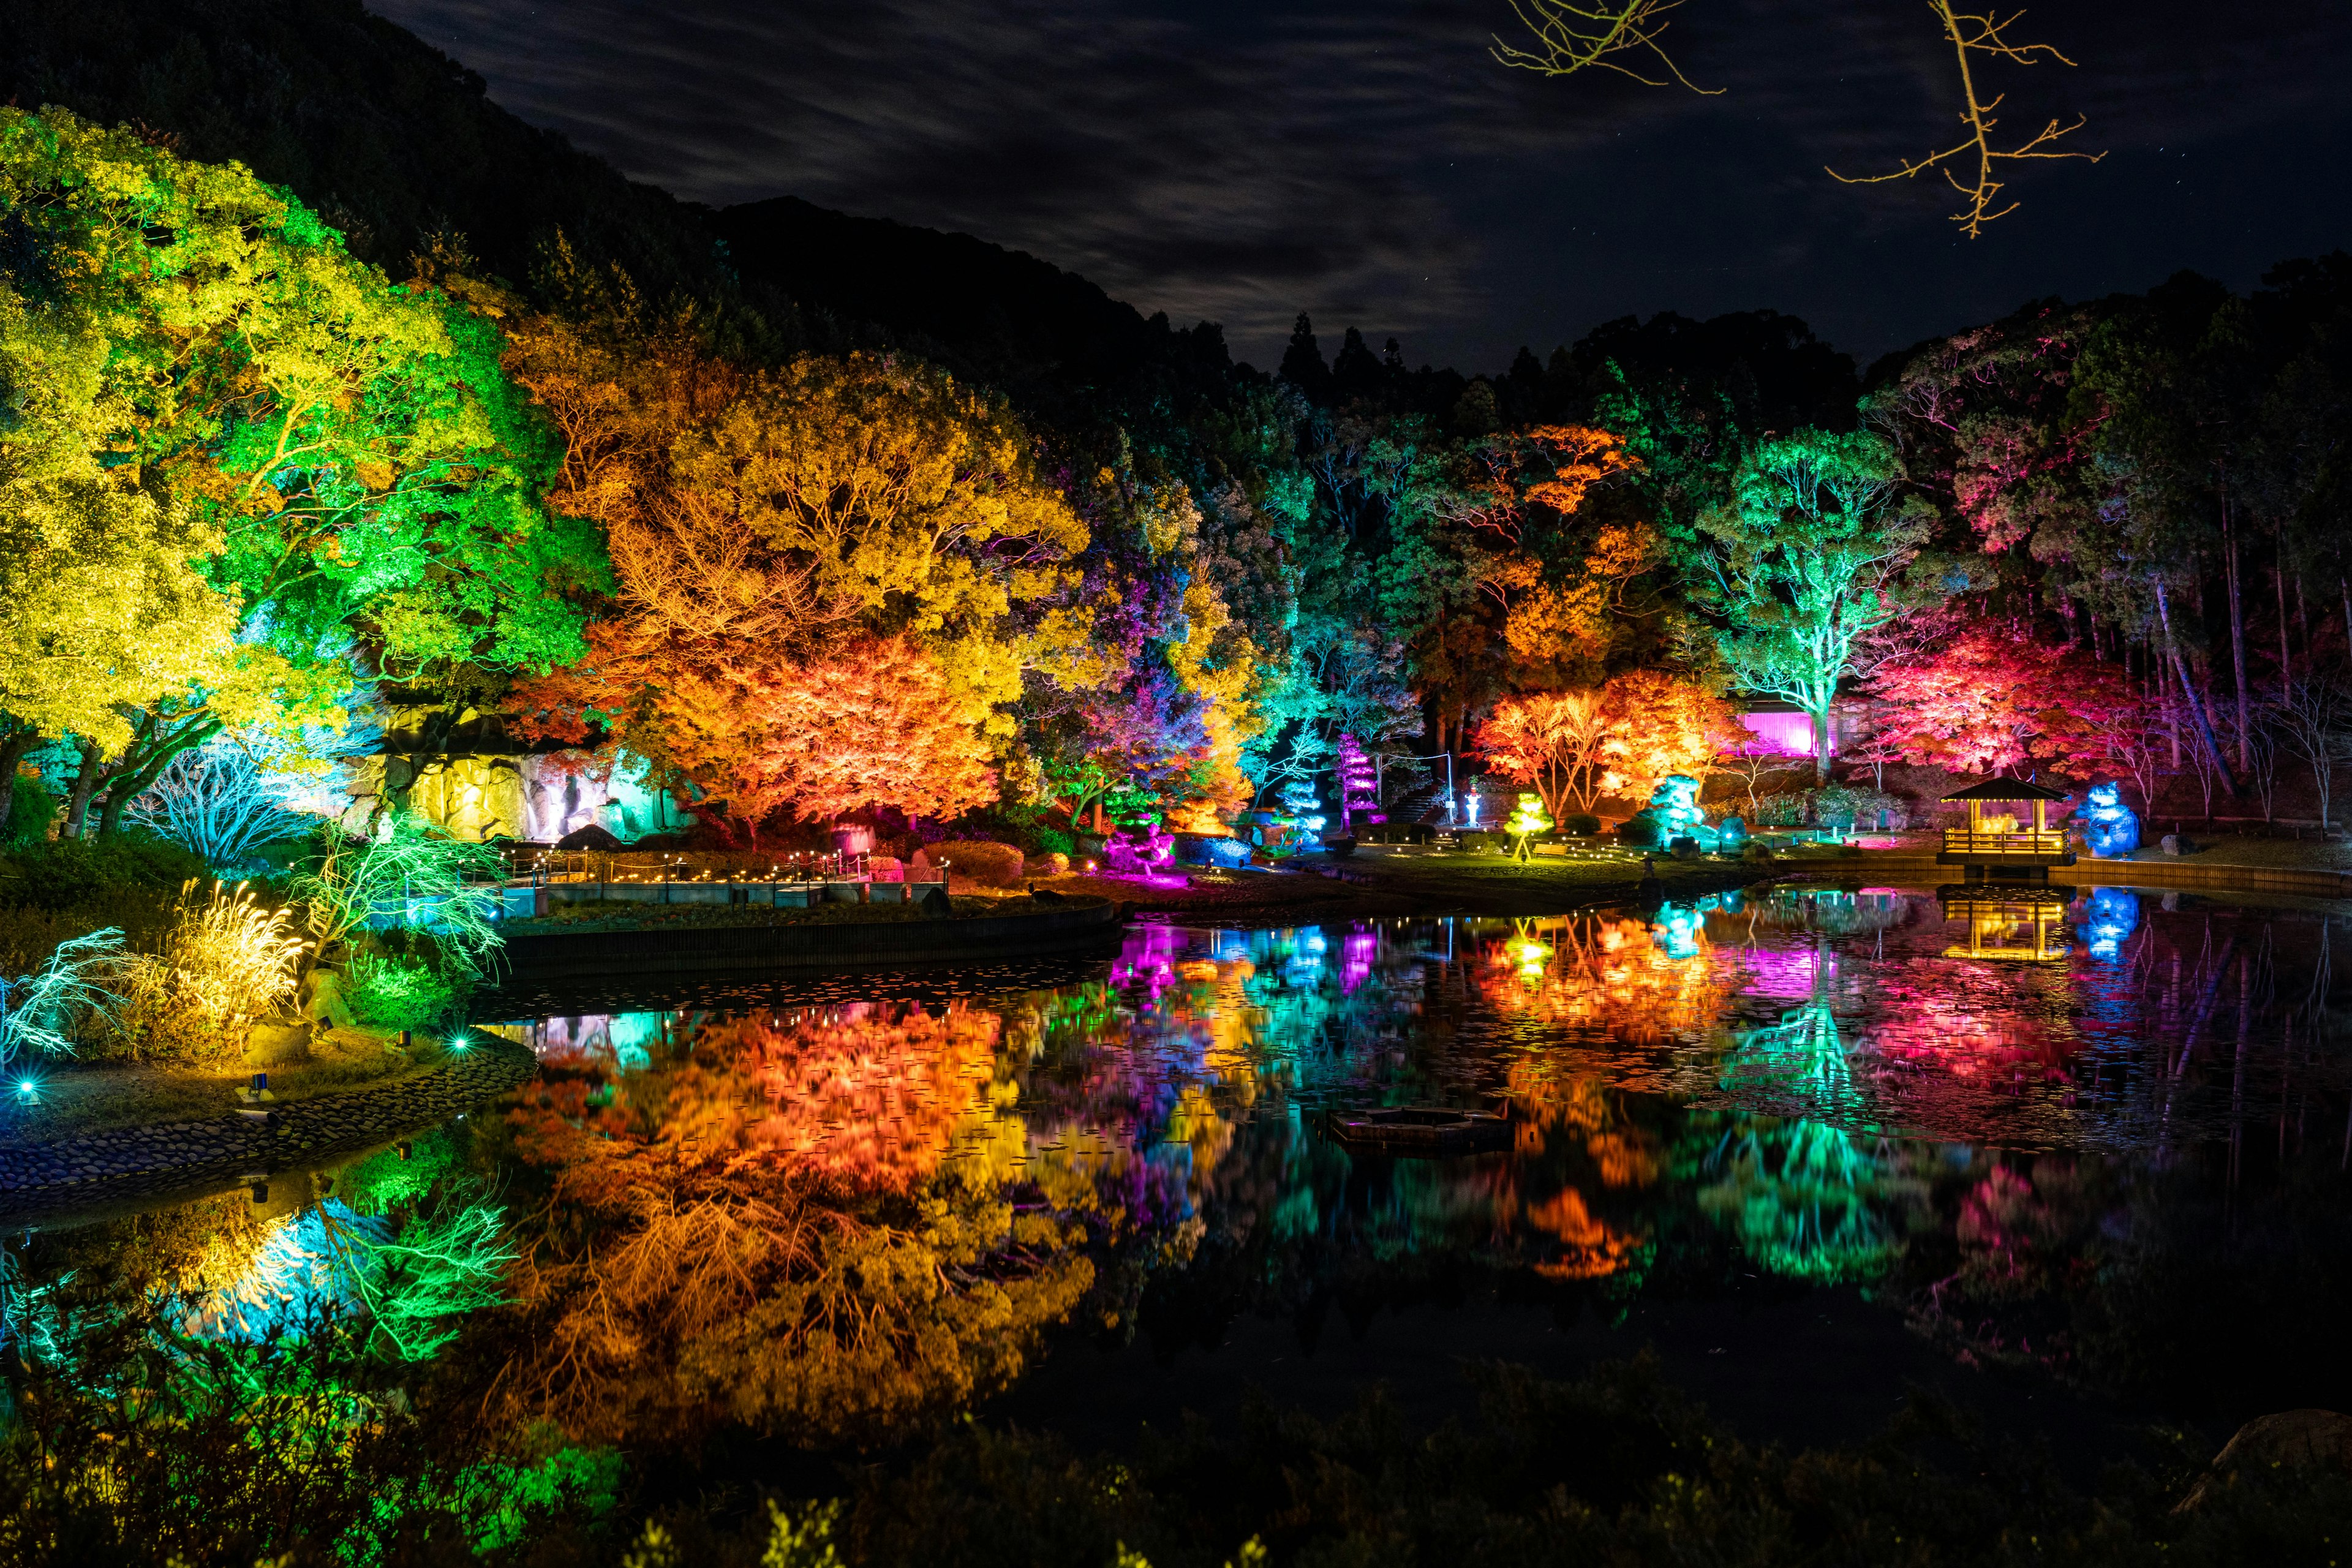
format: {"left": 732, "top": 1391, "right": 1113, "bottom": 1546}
{"left": 1942, "top": 777, "right": 2073, "bottom": 804}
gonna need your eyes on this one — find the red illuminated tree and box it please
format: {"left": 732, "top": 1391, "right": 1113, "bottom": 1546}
{"left": 1864, "top": 624, "right": 2124, "bottom": 777}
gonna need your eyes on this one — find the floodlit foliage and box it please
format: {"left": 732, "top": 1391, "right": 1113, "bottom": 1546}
{"left": 1477, "top": 690, "right": 1612, "bottom": 820}
{"left": 503, "top": 312, "right": 1077, "bottom": 832}
{"left": 0, "top": 927, "right": 132, "bottom": 1070}
{"left": 121, "top": 742, "right": 308, "bottom": 868}
{"left": 0, "top": 108, "right": 598, "bottom": 842}
{"left": 291, "top": 813, "right": 505, "bottom": 973}
{"left": 1694, "top": 430, "right": 1928, "bottom": 780}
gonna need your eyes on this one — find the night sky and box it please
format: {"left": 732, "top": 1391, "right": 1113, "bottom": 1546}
{"left": 371, "top": 0, "right": 2352, "bottom": 371}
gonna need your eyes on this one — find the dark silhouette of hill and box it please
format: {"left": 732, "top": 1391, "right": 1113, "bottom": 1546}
{"left": 709, "top": 195, "right": 1240, "bottom": 406}
{"left": 0, "top": 0, "right": 728, "bottom": 302}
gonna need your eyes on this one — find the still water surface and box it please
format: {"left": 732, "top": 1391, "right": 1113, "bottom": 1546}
{"left": 30, "top": 884, "right": 2352, "bottom": 1468}
{"left": 467, "top": 884, "right": 2352, "bottom": 1452}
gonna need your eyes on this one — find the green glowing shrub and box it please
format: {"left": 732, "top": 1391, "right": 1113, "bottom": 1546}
{"left": 342, "top": 949, "right": 466, "bottom": 1033}
{"left": 4, "top": 773, "right": 55, "bottom": 847}
{"left": 293, "top": 813, "right": 506, "bottom": 976}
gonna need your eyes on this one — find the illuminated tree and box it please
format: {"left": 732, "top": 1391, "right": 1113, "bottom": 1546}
{"left": 1599, "top": 669, "right": 1743, "bottom": 796}
{"left": 1694, "top": 431, "right": 1929, "bottom": 782}
{"left": 1477, "top": 690, "right": 1611, "bottom": 822}
{"left": 1863, "top": 624, "right": 2089, "bottom": 774}
{"left": 0, "top": 110, "right": 599, "bottom": 832}
{"left": 1826, "top": 3, "right": 2104, "bottom": 238}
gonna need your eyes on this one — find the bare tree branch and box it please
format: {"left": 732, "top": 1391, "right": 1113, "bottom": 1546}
{"left": 1491, "top": 0, "right": 1722, "bottom": 93}
{"left": 1827, "top": 3, "right": 2105, "bottom": 238}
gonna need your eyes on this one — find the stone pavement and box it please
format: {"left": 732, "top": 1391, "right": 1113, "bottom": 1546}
{"left": 0, "top": 1039, "right": 540, "bottom": 1223}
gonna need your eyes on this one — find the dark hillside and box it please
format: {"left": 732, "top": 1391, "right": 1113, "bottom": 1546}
{"left": 0, "top": 0, "right": 732, "bottom": 301}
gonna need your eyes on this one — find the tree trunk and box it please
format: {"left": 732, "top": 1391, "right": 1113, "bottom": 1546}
{"left": 61, "top": 739, "right": 105, "bottom": 838}
{"left": 2275, "top": 564, "right": 2292, "bottom": 689}
{"left": 0, "top": 726, "right": 35, "bottom": 840}
{"left": 1811, "top": 704, "right": 1832, "bottom": 785}
{"left": 2224, "top": 514, "right": 2250, "bottom": 772}
{"left": 2157, "top": 576, "right": 2237, "bottom": 796}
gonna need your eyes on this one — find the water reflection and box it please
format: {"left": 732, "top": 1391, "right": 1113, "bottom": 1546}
{"left": 12, "top": 885, "right": 2351, "bottom": 1465}
{"left": 491, "top": 886, "right": 2350, "bottom": 1334}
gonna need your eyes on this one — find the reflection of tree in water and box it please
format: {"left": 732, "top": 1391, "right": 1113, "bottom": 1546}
{"left": 1686, "top": 1115, "right": 1904, "bottom": 1284}
{"left": 494, "top": 1004, "right": 1095, "bottom": 1447}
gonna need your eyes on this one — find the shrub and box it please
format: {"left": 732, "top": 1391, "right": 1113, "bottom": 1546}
{"left": 918, "top": 840, "right": 1024, "bottom": 888}
{"left": 0, "top": 929, "right": 134, "bottom": 1071}
{"left": 293, "top": 814, "right": 506, "bottom": 977}
{"left": 342, "top": 950, "right": 466, "bottom": 1033}
{"left": 5, "top": 774, "right": 56, "bottom": 847}
{"left": 123, "top": 744, "right": 308, "bottom": 870}
{"left": 1616, "top": 815, "right": 1662, "bottom": 848}
{"left": 1025, "top": 851, "right": 1070, "bottom": 878}
{"left": 1560, "top": 813, "right": 1602, "bottom": 836}
{"left": 121, "top": 881, "right": 307, "bottom": 1064}
{"left": 1035, "top": 827, "right": 1076, "bottom": 858}
{"left": 0, "top": 835, "right": 209, "bottom": 911}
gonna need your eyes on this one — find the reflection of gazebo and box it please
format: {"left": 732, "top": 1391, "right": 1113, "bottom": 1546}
{"left": 1937, "top": 884, "right": 2071, "bottom": 962}
{"left": 1937, "top": 778, "right": 2075, "bottom": 884}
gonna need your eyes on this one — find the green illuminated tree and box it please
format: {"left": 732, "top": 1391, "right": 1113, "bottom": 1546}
{"left": 1692, "top": 430, "right": 1931, "bottom": 782}
{"left": 0, "top": 108, "right": 601, "bottom": 831}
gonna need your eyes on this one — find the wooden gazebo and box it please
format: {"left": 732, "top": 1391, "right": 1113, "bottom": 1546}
{"left": 1937, "top": 778, "right": 2075, "bottom": 884}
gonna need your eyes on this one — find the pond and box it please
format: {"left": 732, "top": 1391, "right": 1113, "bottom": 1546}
{"left": 15, "top": 884, "right": 2352, "bottom": 1484}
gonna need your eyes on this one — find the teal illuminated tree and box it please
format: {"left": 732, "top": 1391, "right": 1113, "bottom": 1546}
{"left": 1692, "top": 431, "right": 1931, "bottom": 782}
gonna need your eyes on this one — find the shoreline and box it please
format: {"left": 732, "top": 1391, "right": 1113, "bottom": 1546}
{"left": 0, "top": 1037, "right": 538, "bottom": 1227}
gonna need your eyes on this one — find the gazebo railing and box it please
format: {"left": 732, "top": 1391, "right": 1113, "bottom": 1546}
{"left": 1941, "top": 828, "right": 2068, "bottom": 856}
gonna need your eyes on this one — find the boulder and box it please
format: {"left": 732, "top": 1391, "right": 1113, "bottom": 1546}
{"left": 300, "top": 969, "right": 358, "bottom": 1031}
{"left": 2160, "top": 832, "right": 2196, "bottom": 857}
{"left": 1024, "top": 851, "right": 1071, "bottom": 878}
{"left": 913, "top": 882, "right": 952, "bottom": 919}
{"left": 244, "top": 1017, "right": 314, "bottom": 1066}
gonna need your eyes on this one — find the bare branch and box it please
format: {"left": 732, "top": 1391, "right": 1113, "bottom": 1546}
{"left": 1492, "top": 0, "right": 1723, "bottom": 94}
{"left": 1828, "top": 3, "right": 2104, "bottom": 238}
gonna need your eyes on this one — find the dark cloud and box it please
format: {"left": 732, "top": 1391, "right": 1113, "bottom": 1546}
{"left": 371, "top": 0, "right": 2352, "bottom": 369}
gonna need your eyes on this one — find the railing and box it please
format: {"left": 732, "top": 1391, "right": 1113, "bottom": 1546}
{"left": 1942, "top": 829, "right": 2068, "bottom": 856}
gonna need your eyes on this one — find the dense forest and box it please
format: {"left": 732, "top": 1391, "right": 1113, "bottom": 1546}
{"left": 4, "top": 0, "right": 2351, "bottom": 865}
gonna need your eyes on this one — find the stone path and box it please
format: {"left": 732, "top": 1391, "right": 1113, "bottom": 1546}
{"left": 0, "top": 1040, "right": 540, "bottom": 1221}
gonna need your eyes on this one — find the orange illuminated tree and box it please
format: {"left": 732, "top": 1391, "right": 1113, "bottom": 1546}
{"left": 1476, "top": 690, "right": 1613, "bottom": 822}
